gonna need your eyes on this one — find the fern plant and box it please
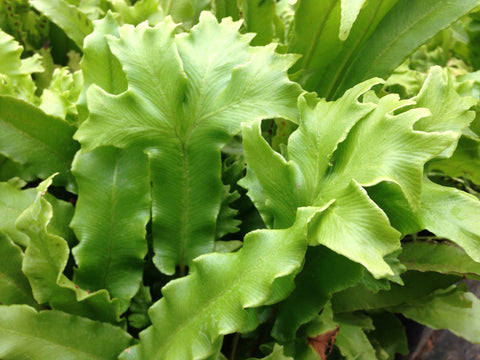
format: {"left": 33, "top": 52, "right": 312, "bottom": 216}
{"left": 1, "top": 1, "right": 480, "bottom": 359}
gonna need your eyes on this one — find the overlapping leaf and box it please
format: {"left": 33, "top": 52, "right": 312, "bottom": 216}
{"left": 0, "top": 95, "right": 79, "bottom": 188}
{"left": 71, "top": 146, "right": 151, "bottom": 312}
{"left": 0, "top": 305, "right": 132, "bottom": 360}
{"left": 16, "top": 177, "right": 121, "bottom": 324}
{"left": 0, "top": 232, "right": 37, "bottom": 307}
{"left": 241, "top": 79, "right": 455, "bottom": 278}
{"left": 119, "top": 207, "right": 322, "bottom": 360}
{"left": 75, "top": 12, "right": 301, "bottom": 275}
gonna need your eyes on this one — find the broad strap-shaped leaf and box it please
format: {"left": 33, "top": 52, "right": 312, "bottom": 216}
{"left": 75, "top": 13, "right": 301, "bottom": 275}
{"left": 332, "top": 272, "right": 460, "bottom": 313}
{"left": 334, "top": 0, "right": 480, "bottom": 98}
{"left": 0, "top": 305, "right": 132, "bottom": 360}
{"left": 413, "top": 66, "right": 476, "bottom": 157}
{"left": 119, "top": 207, "right": 322, "bottom": 360}
{"left": 339, "top": 0, "right": 368, "bottom": 41}
{"left": 399, "top": 241, "right": 480, "bottom": 280}
{"left": 272, "top": 246, "right": 363, "bottom": 342}
{"left": 287, "top": 0, "right": 399, "bottom": 99}
{"left": 242, "top": 80, "right": 455, "bottom": 277}
{"left": 240, "top": 0, "right": 278, "bottom": 45}
{"left": 29, "top": 0, "right": 93, "bottom": 49}
{"left": 16, "top": 177, "right": 121, "bottom": 324}
{"left": 71, "top": 146, "right": 151, "bottom": 312}
{"left": 0, "top": 232, "right": 37, "bottom": 307}
{"left": 0, "top": 95, "right": 79, "bottom": 188}
{"left": 418, "top": 178, "right": 480, "bottom": 262}
{"left": 395, "top": 285, "right": 480, "bottom": 344}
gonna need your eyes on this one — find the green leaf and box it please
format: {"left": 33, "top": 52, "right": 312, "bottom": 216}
{"left": 29, "top": 0, "right": 94, "bottom": 49}
{"left": 288, "top": 0, "right": 399, "bottom": 98}
{"left": 339, "top": 0, "right": 367, "bottom": 41}
{"left": 334, "top": 0, "right": 480, "bottom": 98}
{"left": 0, "top": 305, "right": 132, "bottom": 360}
{"left": 250, "top": 344, "right": 293, "bottom": 360}
{"left": 0, "top": 232, "right": 37, "bottom": 307}
{"left": 429, "top": 136, "right": 480, "bottom": 185}
{"left": 396, "top": 285, "right": 480, "bottom": 344}
{"left": 240, "top": 0, "right": 278, "bottom": 45}
{"left": 0, "top": 95, "right": 80, "bottom": 189}
{"left": 119, "top": 207, "right": 320, "bottom": 360}
{"left": 16, "top": 177, "right": 121, "bottom": 324}
{"left": 272, "top": 246, "right": 363, "bottom": 342}
{"left": 334, "top": 316, "right": 377, "bottom": 360}
{"left": 368, "top": 313, "right": 408, "bottom": 359}
{"left": 413, "top": 66, "right": 476, "bottom": 157}
{"left": 0, "top": 182, "right": 36, "bottom": 247}
{"left": 77, "top": 11, "right": 127, "bottom": 123}
{"left": 242, "top": 79, "right": 454, "bottom": 278}
{"left": 71, "top": 146, "right": 151, "bottom": 312}
{"left": 400, "top": 241, "right": 480, "bottom": 280}
{"left": 0, "top": 29, "right": 43, "bottom": 76}
{"left": 75, "top": 13, "right": 301, "bottom": 275}
{"left": 419, "top": 178, "right": 480, "bottom": 262}
{"left": 332, "top": 272, "right": 460, "bottom": 313}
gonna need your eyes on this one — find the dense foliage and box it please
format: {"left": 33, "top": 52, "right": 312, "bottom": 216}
{"left": 1, "top": 1, "right": 480, "bottom": 359}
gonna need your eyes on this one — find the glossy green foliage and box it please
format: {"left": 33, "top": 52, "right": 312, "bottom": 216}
{"left": 75, "top": 12, "right": 301, "bottom": 275}
{"left": 1, "top": 1, "right": 480, "bottom": 360}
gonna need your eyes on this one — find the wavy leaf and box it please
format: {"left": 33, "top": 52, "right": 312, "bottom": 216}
{"left": 413, "top": 66, "right": 476, "bottom": 157}
{"left": 0, "top": 305, "right": 132, "bottom": 360}
{"left": 400, "top": 241, "right": 480, "bottom": 280}
{"left": 0, "top": 29, "right": 43, "bottom": 76}
{"left": 395, "top": 285, "right": 480, "bottom": 344}
{"left": 119, "top": 207, "right": 322, "bottom": 360}
{"left": 0, "top": 95, "right": 79, "bottom": 188}
{"left": 75, "top": 13, "right": 301, "bottom": 275}
{"left": 16, "top": 177, "right": 121, "bottom": 324}
{"left": 272, "top": 246, "right": 363, "bottom": 342}
{"left": 242, "top": 79, "right": 455, "bottom": 277}
{"left": 0, "top": 232, "right": 37, "bottom": 307}
{"left": 29, "top": 0, "right": 93, "bottom": 49}
{"left": 334, "top": 0, "right": 480, "bottom": 98}
{"left": 419, "top": 178, "right": 480, "bottom": 262}
{"left": 71, "top": 146, "right": 151, "bottom": 312}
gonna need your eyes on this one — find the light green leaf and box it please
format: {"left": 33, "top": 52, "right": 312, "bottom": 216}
{"left": 332, "top": 272, "right": 460, "bottom": 313}
{"left": 396, "top": 285, "right": 480, "bottom": 344}
{"left": 334, "top": 316, "right": 377, "bottom": 360}
{"left": 413, "top": 66, "right": 476, "bottom": 158}
{"left": 339, "top": 0, "right": 367, "bottom": 41}
{"left": 16, "top": 177, "right": 121, "bottom": 324}
{"left": 119, "top": 207, "right": 320, "bottom": 360}
{"left": 77, "top": 11, "right": 127, "bottom": 123}
{"left": 429, "top": 136, "right": 480, "bottom": 185}
{"left": 0, "top": 232, "right": 37, "bottom": 307}
{"left": 110, "top": 0, "right": 164, "bottom": 26}
{"left": 76, "top": 13, "right": 301, "bottom": 275}
{"left": 0, "top": 96, "right": 79, "bottom": 188}
{"left": 71, "top": 146, "right": 151, "bottom": 312}
{"left": 0, "top": 182, "right": 36, "bottom": 247}
{"left": 288, "top": 0, "right": 399, "bottom": 98}
{"left": 240, "top": 0, "right": 278, "bottom": 45}
{"left": 419, "top": 178, "right": 480, "bottom": 262}
{"left": 334, "top": 0, "right": 480, "bottom": 98}
{"left": 272, "top": 245, "right": 363, "bottom": 342}
{"left": 242, "top": 79, "right": 454, "bottom": 278}
{"left": 29, "top": 0, "right": 93, "bottom": 49}
{"left": 0, "top": 29, "right": 43, "bottom": 76}
{"left": 0, "top": 305, "right": 133, "bottom": 360}
{"left": 400, "top": 241, "right": 480, "bottom": 280}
